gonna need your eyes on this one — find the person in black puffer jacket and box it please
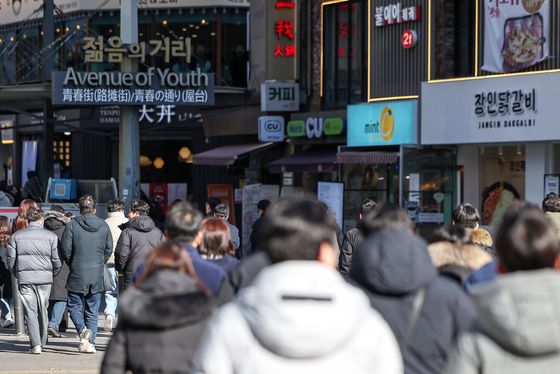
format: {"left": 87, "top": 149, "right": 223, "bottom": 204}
{"left": 115, "top": 200, "right": 164, "bottom": 289}
{"left": 101, "top": 241, "right": 214, "bottom": 373}
{"left": 44, "top": 206, "right": 71, "bottom": 338}
{"left": 338, "top": 199, "right": 377, "bottom": 274}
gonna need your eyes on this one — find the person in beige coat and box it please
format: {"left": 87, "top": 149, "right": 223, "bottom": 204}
{"left": 103, "top": 199, "right": 128, "bottom": 331}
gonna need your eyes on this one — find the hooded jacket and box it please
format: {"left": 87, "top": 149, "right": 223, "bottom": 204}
{"left": 101, "top": 269, "right": 213, "bottom": 374}
{"left": 192, "top": 261, "right": 403, "bottom": 374}
{"left": 104, "top": 211, "right": 128, "bottom": 266}
{"left": 350, "top": 229, "right": 476, "bottom": 374}
{"left": 6, "top": 222, "right": 62, "bottom": 285}
{"left": 445, "top": 269, "right": 560, "bottom": 374}
{"left": 115, "top": 215, "right": 164, "bottom": 288}
{"left": 44, "top": 211, "right": 71, "bottom": 301}
{"left": 61, "top": 214, "right": 112, "bottom": 294}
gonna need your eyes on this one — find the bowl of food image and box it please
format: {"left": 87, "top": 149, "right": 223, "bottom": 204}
{"left": 481, "top": 181, "right": 521, "bottom": 226}
{"left": 502, "top": 13, "right": 545, "bottom": 72}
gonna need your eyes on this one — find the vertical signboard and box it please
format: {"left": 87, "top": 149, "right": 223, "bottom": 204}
{"left": 267, "top": 0, "right": 299, "bottom": 80}
{"left": 369, "top": 0, "right": 427, "bottom": 99}
{"left": 317, "top": 181, "right": 344, "bottom": 229}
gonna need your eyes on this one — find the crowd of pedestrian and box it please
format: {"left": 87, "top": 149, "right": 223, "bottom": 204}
{"left": 2, "top": 189, "right": 560, "bottom": 374}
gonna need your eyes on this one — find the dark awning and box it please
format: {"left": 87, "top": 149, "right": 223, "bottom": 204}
{"left": 336, "top": 151, "right": 399, "bottom": 164}
{"left": 193, "top": 143, "right": 273, "bottom": 166}
{"left": 268, "top": 151, "right": 337, "bottom": 173}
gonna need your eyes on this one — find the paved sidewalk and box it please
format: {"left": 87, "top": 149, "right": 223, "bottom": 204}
{"left": 0, "top": 320, "right": 112, "bottom": 374}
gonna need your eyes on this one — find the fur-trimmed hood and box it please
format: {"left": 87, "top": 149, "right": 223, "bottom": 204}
{"left": 470, "top": 228, "right": 493, "bottom": 247}
{"left": 427, "top": 241, "right": 492, "bottom": 270}
{"left": 44, "top": 210, "right": 71, "bottom": 232}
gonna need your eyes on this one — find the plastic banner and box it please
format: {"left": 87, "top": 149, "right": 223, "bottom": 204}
{"left": 483, "top": 0, "right": 549, "bottom": 73}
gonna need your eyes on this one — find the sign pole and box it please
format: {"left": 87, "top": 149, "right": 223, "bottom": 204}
{"left": 119, "top": 0, "right": 140, "bottom": 206}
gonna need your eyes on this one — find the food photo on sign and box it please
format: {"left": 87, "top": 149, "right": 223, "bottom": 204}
{"left": 483, "top": 0, "right": 549, "bottom": 73}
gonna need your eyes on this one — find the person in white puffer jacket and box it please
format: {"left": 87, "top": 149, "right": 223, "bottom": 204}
{"left": 191, "top": 198, "right": 403, "bottom": 374}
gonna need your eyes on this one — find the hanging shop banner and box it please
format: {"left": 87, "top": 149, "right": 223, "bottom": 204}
{"left": 0, "top": 0, "right": 249, "bottom": 26}
{"left": 347, "top": 100, "right": 417, "bottom": 147}
{"left": 483, "top": 0, "right": 549, "bottom": 73}
{"left": 287, "top": 110, "right": 346, "bottom": 142}
{"left": 266, "top": 0, "right": 299, "bottom": 80}
{"left": 261, "top": 82, "right": 300, "bottom": 112}
{"left": 52, "top": 68, "right": 215, "bottom": 106}
{"left": 258, "top": 116, "right": 285, "bottom": 143}
{"left": 421, "top": 71, "right": 560, "bottom": 145}
{"left": 317, "top": 181, "right": 344, "bottom": 229}
{"left": 207, "top": 184, "right": 235, "bottom": 225}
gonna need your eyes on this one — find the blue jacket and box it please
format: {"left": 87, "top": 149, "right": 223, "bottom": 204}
{"left": 463, "top": 260, "right": 498, "bottom": 292}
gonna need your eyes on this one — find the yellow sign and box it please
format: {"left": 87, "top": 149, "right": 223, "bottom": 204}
{"left": 380, "top": 106, "right": 395, "bottom": 141}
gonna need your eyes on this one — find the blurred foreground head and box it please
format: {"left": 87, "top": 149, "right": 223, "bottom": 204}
{"left": 258, "top": 197, "right": 337, "bottom": 265}
{"left": 497, "top": 202, "right": 560, "bottom": 272}
{"left": 165, "top": 201, "right": 203, "bottom": 243}
{"left": 361, "top": 203, "right": 414, "bottom": 236}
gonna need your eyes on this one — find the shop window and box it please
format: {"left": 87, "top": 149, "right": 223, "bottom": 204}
{"left": 341, "top": 163, "right": 398, "bottom": 231}
{"left": 433, "top": 0, "right": 476, "bottom": 79}
{"left": 52, "top": 137, "right": 72, "bottom": 177}
{"left": 0, "top": 31, "right": 17, "bottom": 85}
{"left": 63, "top": 18, "right": 87, "bottom": 70}
{"left": 17, "top": 25, "right": 41, "bottom": 82}
{"left": 402, "top": 149, "right": 456, "bottom": 233}
{"left": 323, "top": 0, "right": 366, "bottom": 109}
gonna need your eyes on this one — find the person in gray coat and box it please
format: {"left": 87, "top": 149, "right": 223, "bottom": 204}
{"left": 445, "top": 202, "right": 560, "bottom": 374}
{"left": 61, "top": 195, "right": 112, "bottom": 354}
{"left": 115, "top": 199, "right": 164, "bottom": 289}
{"left": 6, "top": 208, "right": 61, "bottom": 354}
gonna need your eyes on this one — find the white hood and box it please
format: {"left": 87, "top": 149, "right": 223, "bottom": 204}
{"left": 236, "top": 261, "right": 373, "bottom": 359}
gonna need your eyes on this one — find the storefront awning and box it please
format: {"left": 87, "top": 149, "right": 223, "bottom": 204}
{"left": 268, "top": 151, "right": 337, "bottom": 173}
{"left": 193, "top": 143, "right": 273, "bottom": 166}
{"left": 336, "top": 151, "right": 399, "bottom": 164}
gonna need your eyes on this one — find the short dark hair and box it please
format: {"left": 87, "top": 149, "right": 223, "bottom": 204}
{"left": 429, "top": 225, "right": 473, "bottom": 245}
{"left": 257, "top": 199, "right": 271, "bottom": 212}
{"left": 452, "top": 203, "right": 480, "bottom": 228}
{"left": 26, "top": 208, "right": 45, "bottom": 222}
{"left": 165, "top": 201, "right": 203, "bottom": 243}
{"left": 131, "top": 199, "right": 150, "bottom": 215}
{"left": 207, "top": 197, "right": 221, "bottom": 212}
{"left": 361, "top": 203, "right": 414, "bottom": 236}
{"left": 359, "top": 199, "right": 377, "bottom": 216}
{"left": 213, "top": 203, "right": 230, "bottom": 220}
{"left": 107, "top": 199, "right": 125, "bottom": 213}
{"left": 258, "top": 198, "right": 336, "bottom": 263}
{"left": 78, "top": 194, "right": 96, "bottom": 214}
{"left": 49, "top": 205, "right": 65, "bottom": 214}
{"left": 542, "top": 193, "right": 560, "bottom": 213}
{"left": 496, "top": 202, "right": 560, "bottom": 272}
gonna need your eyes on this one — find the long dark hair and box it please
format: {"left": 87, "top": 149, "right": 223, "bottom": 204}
{"left": 135, "top": 241, "right": 210, "bottom": 296}
{"left": 0, "top": 215, "right": 11, "bottom": 246}
{"left": 200, "top": 218, "right": 235, "bottom": 258}
{"left": 14, "top": 199, "right": 38, "bottom": 232}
